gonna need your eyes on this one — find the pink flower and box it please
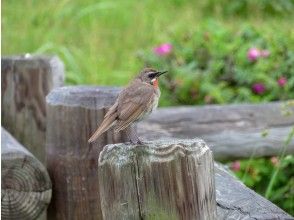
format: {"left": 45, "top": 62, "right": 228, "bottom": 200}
{"left": 277, "top": 76, "right": 287, "bottom": 87}
{"left": 270, "top": 156, "right": 279, "bottom": 166}
{"left": 247, "top": 48, "right": 270, "bottom": 61}
{"left": 252, "top": 83, "right": 266, "bottom": 94}
{"left": 153, "top": 43, "right": 173, "bottom": 56}
{"left": 247, "top": 48, "right": 261, "bottom": 61}
{"left": 231, "top": 161, "right": 241, "bottom": 171}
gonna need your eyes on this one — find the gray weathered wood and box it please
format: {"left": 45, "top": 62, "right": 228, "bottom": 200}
{"left": 1, "top": 127, "right": 52, "bottom": 220}
{"left": 215, "top": 163, "right": 293, "bottom": 219}
{"left": 98, "top": 139, "right": 216, "bottom": 220}
{"left": 46, "top": 86, "right": 133, "bottom": 220}
{"left": 1, "top": 55, "right": 64, "bottom": 163}
{"left": 138, "top": 102, "right": 294, "bottom": 160}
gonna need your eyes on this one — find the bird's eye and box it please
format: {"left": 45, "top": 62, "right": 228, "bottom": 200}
{"left": 148, "top": 73, "right": 156, "bottom": 78}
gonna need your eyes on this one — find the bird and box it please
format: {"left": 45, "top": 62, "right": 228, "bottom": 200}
{"left": 88, "top": 68, "right": 167, "bottom": 144}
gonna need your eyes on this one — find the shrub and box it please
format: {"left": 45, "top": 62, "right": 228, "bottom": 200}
{"left": 140, "top": 21, "right": 294, "bottom": 106}
{"left": 202, "top": 0, "right": 294, "bottom": 17}
{"left": 229, "top": 155, "right": 294, "bottom": 215}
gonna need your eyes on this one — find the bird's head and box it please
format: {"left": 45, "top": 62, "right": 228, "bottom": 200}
{"left": 137, "top": 68, "right": 167, "bottom": 87}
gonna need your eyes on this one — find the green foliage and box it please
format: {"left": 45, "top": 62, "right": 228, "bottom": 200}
{"left": 2, "top": 0, "right": 294, "bottom": 88}
{"left": 229, "top": 155, "right": 294, "bottom": 215}
{"left": 203, "top": 0, "right": 294, "bottom": 17}
{"left": 140, "top": 21, "right": 294, "bottom": 106}
{"left": 229, "top": 125, "right": 294, "bottom": 215}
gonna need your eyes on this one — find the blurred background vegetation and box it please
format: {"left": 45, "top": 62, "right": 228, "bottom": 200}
{"left": 2, "top": 0, "right": 294, "bottom": 215}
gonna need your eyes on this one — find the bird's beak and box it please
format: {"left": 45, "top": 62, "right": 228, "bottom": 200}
{"left": 155, "top": 70, "right": 168, "bottom": 77}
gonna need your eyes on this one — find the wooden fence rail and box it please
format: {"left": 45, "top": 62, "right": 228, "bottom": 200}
{"left": 214, "top": 163, "right": 293, "bottom": 219}
{"left": 1, "top": 127, "right": 52, "bottom": 220}
{"left": 138, "top": 102, "right": 294, "bottom": 160}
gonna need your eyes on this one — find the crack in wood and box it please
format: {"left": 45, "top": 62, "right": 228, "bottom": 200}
{"left": 134, "top": 154, "right": 144, "bottom": 220}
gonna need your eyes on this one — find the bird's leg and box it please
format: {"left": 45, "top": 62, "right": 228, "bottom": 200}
{"left": 125, "top": 125, "right": 144, "bottom": 145}
{"left": 124, "top": 126, "right": 136, "bottom": 144}
{"left": 133, "top": 127, "right": 144, "bottom": 145}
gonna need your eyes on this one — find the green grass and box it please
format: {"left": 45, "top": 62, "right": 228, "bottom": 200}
{"left": 2, "top": 0, "right": 293, "bottom": 86}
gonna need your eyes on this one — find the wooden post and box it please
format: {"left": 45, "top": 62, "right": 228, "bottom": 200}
{"left": 98, "top": 139, "right": 216, "bottom": 220}
{"left": 1, "top": 55, "right": 64, "bottom": 163}
{"left": 46, "top": 86, "right": 132, "bottom": 220}
{"left": 1, "top": 127, "right": 52, "bottom": 220}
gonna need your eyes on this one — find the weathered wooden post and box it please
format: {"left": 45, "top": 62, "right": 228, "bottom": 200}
{"left": 46, "top": 86, "right": 132, "bottom": 220}
{"left": 1, "top": 127, "right": 52, "bottom": 220}
{"left": 1, "top": 55, "right": 64, "bottom": 163}
{"left": 98, "top": 139, "right": 216, "bottom": 220}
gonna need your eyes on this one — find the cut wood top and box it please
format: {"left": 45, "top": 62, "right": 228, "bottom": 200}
{"left": 1, "top": 128, "right": 52, "bottom": 220}
{"left": 99, "top": 138, "right": 209, "bottom": 165}
{"left": 46, "top": 86, "right": 120, "bottom": 109}
{"left": 2, "top": 55, "right": 64, "bottom": 89}
{"left": 1, "top": 127, "right": 52, "bottom": 192}
{"left": 98, "top": 139, "right": 216, "bottom": 220}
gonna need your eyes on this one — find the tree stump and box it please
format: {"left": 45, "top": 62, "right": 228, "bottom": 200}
{"left": 1, "top": 55, "right": 64, "bottom": 163}
{"left": 98, "top": 139, "right": 216, "bottom": 220}
{"left": 1, "top": 127, "right": 52, "bottom": 220}
{"left": 46, "top": 86, "right": 132, "bottom": 220}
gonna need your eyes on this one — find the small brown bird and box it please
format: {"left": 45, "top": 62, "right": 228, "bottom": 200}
{"left": 88, "top": 68, "right": 167, "bottom": 144}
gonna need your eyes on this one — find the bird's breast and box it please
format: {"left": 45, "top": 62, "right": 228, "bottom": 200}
{"left": 136, "top": 90, "right": 160, "bottom": 122}
{"left": 148, "top": 90, "right": 160, "bottom": 113}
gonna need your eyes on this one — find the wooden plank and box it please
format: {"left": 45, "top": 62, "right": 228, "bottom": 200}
{"left": 205, "top": 126, "right": 294, "bottom": 160}
{"left": 1, "top": 127, "right": 52, "bottom": 220}
{"left": 138, "top": 102, "right": 294, "bottom": 160}
{"left": 98, "top": 139, "right": 216, "bottom": 220}
{"left": 215, "top": 163, "right": 293, "bottom": 219}
{"left": 1, "top": 55, "right": 64, "bottom": 163}
{"left": 46, "top": 86, "right": 134, "bottom": 220}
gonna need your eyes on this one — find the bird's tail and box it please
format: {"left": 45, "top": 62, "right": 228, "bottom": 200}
{"left": 88, "top": 113, "right": 117, "bottom": 143}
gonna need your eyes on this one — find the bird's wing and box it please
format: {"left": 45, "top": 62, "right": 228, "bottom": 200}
{"left": 88, "top": 101, "right": 119, "bottom": 143}
{"left": 114, "top": 82, "right": 155, "bottom": 132}
{"left": 104, "top": 100, "right": 118, "bottom": 118}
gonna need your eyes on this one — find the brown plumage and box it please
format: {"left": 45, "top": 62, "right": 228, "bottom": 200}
{"left": 88, "top": 68, "right": 167, "bottom": 144}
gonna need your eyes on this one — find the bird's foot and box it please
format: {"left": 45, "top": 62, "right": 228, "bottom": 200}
{"left": 137, "top": 139, "right": 144, "bottom": 145}
{"left": 130, "top": 138, "right": 145, "bottom": 145}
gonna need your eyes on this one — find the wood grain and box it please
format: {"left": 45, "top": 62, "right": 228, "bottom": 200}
{"left": 138, "top": 102, "right": 294, "bottom": 160}
{"left": 1, "top": 55, "right": 64, "bottom": 163}
{"left": 46, "top": 86, "right": 133, "bottom": 220}
{"left": 1, "top": 127, "right": 52, "bottom": 220}
{"left": 98, "top": 139, "right": 216, "bottom": 220}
